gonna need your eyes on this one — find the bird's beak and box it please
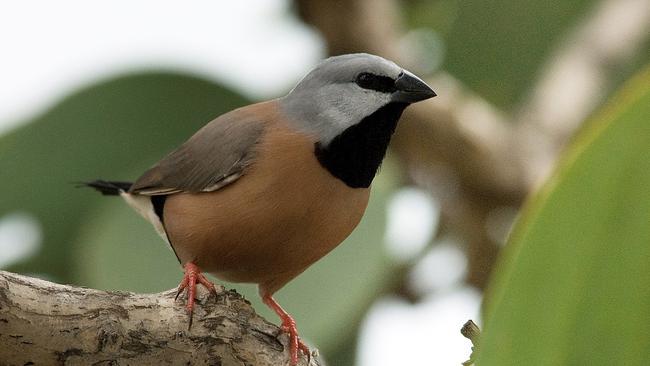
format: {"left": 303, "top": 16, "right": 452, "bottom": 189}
{"left": 392, "top": 70, "right": 437, "bottom": 103}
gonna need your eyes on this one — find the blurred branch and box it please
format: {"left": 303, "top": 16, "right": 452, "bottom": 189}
{"left": 295, "top": 0, "right": 650, "bottom": 289}
{"left": 0, "top": 271, "right": 316, "bottom": 366}
{"left": 460, "top": 320, "right": 481, "bottom": 366}
{"left": 513, "top": 0, "right": 650, "bottom": 185}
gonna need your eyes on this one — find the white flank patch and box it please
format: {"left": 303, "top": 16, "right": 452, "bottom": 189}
{"left": 120, "top": 192, "right": 169, "bottom": 244}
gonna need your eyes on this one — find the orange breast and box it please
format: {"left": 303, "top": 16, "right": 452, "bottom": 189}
{"left": 163, "top": 107, "right": 370, "bottom": 294}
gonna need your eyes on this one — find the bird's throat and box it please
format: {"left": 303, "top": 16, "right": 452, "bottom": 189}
{"left": 314, "top": 102, "right": 408, "bottom": 188}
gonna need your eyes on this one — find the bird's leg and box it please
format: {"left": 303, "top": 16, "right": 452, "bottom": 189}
{"left": 175, "top": 262, "right": 217, "bottom": 328}
{"left": 262, "top": 294, "right": 310, "bottom": 365}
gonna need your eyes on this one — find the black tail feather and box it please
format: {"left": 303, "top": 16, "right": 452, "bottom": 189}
{"left": 80, "top": 180, "right": 133, "bottom": 196}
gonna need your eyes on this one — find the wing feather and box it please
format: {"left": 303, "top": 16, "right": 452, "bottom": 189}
{"left": 129, "top": 107, "right": 266, "bottom": 195}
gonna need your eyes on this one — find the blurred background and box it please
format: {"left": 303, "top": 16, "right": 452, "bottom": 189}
{"left": 1, "top": 0, "right": 648, "bottom": 365}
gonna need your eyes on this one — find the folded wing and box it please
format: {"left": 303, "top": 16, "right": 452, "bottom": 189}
{"left": 129, "top": 108, "right": 266, "bottom": 196}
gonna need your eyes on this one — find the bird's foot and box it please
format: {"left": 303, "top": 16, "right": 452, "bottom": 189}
{"left": 281, "top": 317, "right": 311, "bottom": 365}
{"left": 175, "top": 262, "right": 218, "bottom": 329}
{"left": 263, "top": 294, "right": 310, "bottom": 365}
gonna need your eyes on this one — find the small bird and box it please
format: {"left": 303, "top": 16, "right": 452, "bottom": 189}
{"left": 84, "top": 53, "right": 435, "bottom": 365}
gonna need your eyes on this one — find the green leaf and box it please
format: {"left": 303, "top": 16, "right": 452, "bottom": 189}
{"left": 477, "top": 65, "right": 650, "bottom": 365}
{"left": 0, "top": 72, "right": 249, "bottom": 282}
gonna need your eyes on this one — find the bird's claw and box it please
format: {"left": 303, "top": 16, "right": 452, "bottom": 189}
{"left": 280, "top": 317, "right": 310, "bottom": 365}
{"left": 262, "top": 294, "right": 311, "bottom": 365}
{"left": 175, "top": 262, "right": 217, "bottom": 329}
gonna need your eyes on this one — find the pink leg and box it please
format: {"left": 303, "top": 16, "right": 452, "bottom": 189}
{"left": 175, "top": 262, "right": 217, "bottom": 328}
{"left": 262, "top": 294, "right": 310, "bottom": 365}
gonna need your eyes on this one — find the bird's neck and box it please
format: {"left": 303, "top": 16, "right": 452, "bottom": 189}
{"left": 314, "top": 102, "right": 408, "bottom": 188}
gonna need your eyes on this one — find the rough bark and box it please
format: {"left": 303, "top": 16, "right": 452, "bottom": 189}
{"left": 0, "top": 271, "right": 317, "bottom": 366}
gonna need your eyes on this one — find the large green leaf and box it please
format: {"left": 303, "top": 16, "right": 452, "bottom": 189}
{"left": 477, "top": 66, "right": 650, "bottom": 365}
{"left": 0, "top": 72, "right": 249, "bottom": 281}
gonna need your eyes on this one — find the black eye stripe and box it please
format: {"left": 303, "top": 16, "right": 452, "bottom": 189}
{"left": 355, "top": 72, "right": 397, "bottom": 93}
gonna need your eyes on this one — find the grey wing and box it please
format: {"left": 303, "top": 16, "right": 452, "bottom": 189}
{"left": 129, "top": 111, "right": 266, "bottom": 195}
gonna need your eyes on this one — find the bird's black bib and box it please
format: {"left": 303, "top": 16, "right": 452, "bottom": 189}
{"left": 314, "top": 102, "right": 408, "bottom": 188}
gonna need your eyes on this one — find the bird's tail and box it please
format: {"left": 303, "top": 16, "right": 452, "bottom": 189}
{"left": 81, "top": 180, "right": 133, "bottom": 196}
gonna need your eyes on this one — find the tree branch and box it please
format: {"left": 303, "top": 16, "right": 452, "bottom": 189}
{"left": 0, "top": 271, "right": 317, "bottom": 365}
{"left": 460, "top": 320, "right": 481, "bottom": 366}
{"left": 512, "top": 0, "right": 650, "bottom": 186}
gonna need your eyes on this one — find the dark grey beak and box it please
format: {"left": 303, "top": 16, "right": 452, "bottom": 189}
{"left": 392, "top": 70, "right": 437, "bottom": 103}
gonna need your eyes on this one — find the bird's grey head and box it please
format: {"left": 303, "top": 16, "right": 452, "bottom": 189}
{"left": 280, "top": 53, "right": 436, "bottom": 144}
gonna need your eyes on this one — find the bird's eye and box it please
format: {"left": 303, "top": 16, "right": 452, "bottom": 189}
{"left": 356, "top": 73, "right": 373, "bottom": 84}
{"left": 355, "top": 72, "right": 396, "bottom": 93}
